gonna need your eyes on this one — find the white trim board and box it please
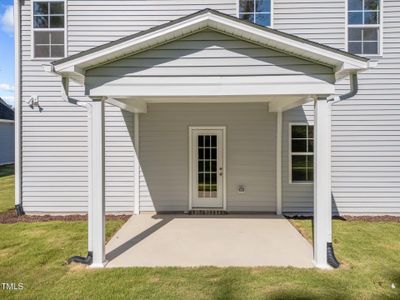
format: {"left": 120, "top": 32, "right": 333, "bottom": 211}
{"left": 236, "top": 0, "right": 274, "bottom": 28}
{"left": 288, "top": 122, "right": 314, "bottom": 185}
{"left": 30, "top": 0, "right": 67, "bottom": 60}
{"left": 345, "top": 0, "right": 384, "bottom": 57}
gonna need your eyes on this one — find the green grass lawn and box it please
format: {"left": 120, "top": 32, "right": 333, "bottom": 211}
{"left": 0, "top": 165, "right": 399, "bottom": 299}
{"left": 0, "top": 165, "right": 14, "bottom": 213}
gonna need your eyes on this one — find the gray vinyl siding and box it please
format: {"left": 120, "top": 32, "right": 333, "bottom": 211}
{"left": 86, "top": 30, "right": 334, "bottom": 96}
{"left": 281, "top": 105, "right": 314, "bottom": 214}
{"left": 279, "top": 0, "right": 400, "bottom": 215}
{"left": 20, "top": 1, "right": 236, "bottom": 213}
{"left": 0, "top": 123, "right": 15, "bottom": 165}
{"left": 67, "top": 0, "right": 236, "bottom": 55}
{"left": 105, "top": 105, "right": 136, "bottom": 213}
{"left": 20, "top": 0, "right": 400, "bottom": 215}
{"left": 140, "top": 103, "right": 276, "bottom": 212}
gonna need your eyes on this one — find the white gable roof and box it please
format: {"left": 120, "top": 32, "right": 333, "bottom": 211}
{"left": 48, "top": 9, "right": 374, "bottom": 81}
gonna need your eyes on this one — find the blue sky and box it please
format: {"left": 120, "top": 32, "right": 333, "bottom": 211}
{"left": 0, "top": 0, "right": 15, "bottom": 107}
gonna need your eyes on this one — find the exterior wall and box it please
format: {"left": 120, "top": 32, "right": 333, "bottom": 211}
{"left": 85, "top": 30, "right": 334, "bottom": 96}
{"left": 20, "top": 0, "right": 236, "bottom": 213}
{"left": 279, "top": 0, "right": 400, "bottom": 215}
{"left": 104, "top": 105, "right": 136, "bottom": 213}
{"left": 0, "top": 122, "right": 15, "bottom": 165}
{"left": 139, "top": 103, "right": 276, "bottom": 212}
{"left": 19, "top": 0, "right": 400, "bottom": 215}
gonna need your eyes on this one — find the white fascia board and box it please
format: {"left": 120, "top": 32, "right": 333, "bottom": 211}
{"left": 88, "top": 76, "right": 335, "bottom": 97}
{"left": 53, "top": 11, "right": 369, "bottom": 80}
{"left": 208, "top": 14, "right": 369, "bottom": 71}
{"left": 54, "top": 13, "right": 211, "bottom": 75}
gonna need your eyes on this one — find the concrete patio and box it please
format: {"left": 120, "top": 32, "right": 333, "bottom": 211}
{"left": 105, "top": 214, "right": 313, "bottom": 268}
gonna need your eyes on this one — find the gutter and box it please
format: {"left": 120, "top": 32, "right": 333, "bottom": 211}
{"left": 14, "top": 1, "right": 24, "bottom": 216}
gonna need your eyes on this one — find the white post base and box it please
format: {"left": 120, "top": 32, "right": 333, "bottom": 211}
{"left": 313, "top": 261, "right": 333, "bottom": 270}
{"left": 89, "top": 261, "right": 107, "bottom": 269}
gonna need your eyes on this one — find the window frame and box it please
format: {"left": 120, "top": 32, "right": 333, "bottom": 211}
{"left": 236, "top": 0, "right": 274, "bottom": 28}
{"left": 31, "top": 0, "right": 67, "bottom": 60}
{"left": 289, "top": 123, "right": 314, "bottom": 185}
{"left": 345, "top": 0, "right": 383, "bottom": 57}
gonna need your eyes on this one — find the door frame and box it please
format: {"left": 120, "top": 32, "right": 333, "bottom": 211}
{"left": 188, "top": 126, "right": 227, "bottom": 211}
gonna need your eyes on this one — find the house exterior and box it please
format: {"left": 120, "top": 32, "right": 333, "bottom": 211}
{"left": 13, "top": 0, "right": 399, "bottom": 268}
{"left": 0, "top": 98, "right": 14, "bottom": 165}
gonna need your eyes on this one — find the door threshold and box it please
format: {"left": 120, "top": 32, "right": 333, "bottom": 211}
{"left": 189, "top": 209, "right": 227, "bottom": 215}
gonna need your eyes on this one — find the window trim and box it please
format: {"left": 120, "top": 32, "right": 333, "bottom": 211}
{"left": 288, "top": 123, "right": 314, "bottom": 185}
{"left": 345, "top": 0, "right": 383, "bottom": 57}
{"left": 236, "top": 0, "right": 274, "bottom": 28}
{"left": 31, "top": 0, "right": 67, "bottom": 60}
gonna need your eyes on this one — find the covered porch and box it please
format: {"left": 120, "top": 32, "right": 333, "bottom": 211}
{"left": 47, "top": 9, "right": 372, "bottom": 269}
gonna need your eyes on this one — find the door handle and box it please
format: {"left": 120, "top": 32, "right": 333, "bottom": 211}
{"left": 219, "top": 167, "right": 223, "bottom": 176}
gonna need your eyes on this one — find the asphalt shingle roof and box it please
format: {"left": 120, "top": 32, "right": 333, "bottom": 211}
{"left": 0, "top": 98, "right": 14, "bottom": 120}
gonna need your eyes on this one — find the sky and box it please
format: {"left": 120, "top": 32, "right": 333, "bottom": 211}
{"left": 0, "top": 0, "right": 15, "bottom": 107}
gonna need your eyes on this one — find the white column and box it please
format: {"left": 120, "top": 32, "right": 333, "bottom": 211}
{"left": 134, "top": 113, "right": 140, "bottom": 215}
{"left": 87, "top": 105, "right": 93, "bottom": 254}
{"left": 313, "top": 99, "right": 332, "bottom": 269}
{"left": 276, "top": 111, "right": 282, "bottom": 215}
{"left": 90, "top": 100, "right": 106, "bottom": 268}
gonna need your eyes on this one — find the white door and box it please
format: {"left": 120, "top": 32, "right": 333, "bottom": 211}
{"left": 191, "top": 128, "right": 224, "bottom": 209}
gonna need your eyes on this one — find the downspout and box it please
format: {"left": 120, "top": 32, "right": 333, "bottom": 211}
{"left": 14, "top": 0, "right": 24, "bottom": 216}
{"left": 327, "top": 73, "right": 358, "bottom": 103}
{"left": 323, "top": 72, "right": 358, "bottom": 269}
{"left": 61, "top": 76, "right": 93, "bottom": 265}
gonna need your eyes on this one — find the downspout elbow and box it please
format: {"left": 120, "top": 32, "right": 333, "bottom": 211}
{"left": 339, "top": 73, "right": 358, "bottom": 101}
{"left": 61, "top": 77, "right": 91, "bottom": 110}
{"left": 327, "top": 73, "right": 359, "bottom": 104}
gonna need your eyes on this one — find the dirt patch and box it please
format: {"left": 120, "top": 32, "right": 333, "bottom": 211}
{"left": 0, "top": 209, "right": 131, "bottom": 224}
{"left": 286, "top": 215, "right": 400, "bottom": 222}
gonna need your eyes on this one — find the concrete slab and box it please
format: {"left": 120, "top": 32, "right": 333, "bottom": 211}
{"left": 105, "top": 214, "right": 313, "bottom": 268}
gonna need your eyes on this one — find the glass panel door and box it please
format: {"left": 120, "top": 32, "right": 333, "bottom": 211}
{"left": 197, "top": 135, "right": 218, "bottom": 199}
{"left": 191, "top": 128, "right": 224, "bottom": 208}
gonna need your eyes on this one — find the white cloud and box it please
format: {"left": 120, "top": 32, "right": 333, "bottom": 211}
{"left": 0, "top": 83, "right": 14, "bottom": 92}
{"left": 1, "top": 5, "right": 14, "bottom": 35}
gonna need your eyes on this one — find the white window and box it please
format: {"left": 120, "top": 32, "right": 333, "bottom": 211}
{"left": 347, "top": 0, "right": 381, "bottom": 55}
{"left": 238, "top": 0, "right": 272, "bottom": 27}
{"left": 289, "top": 124, "right": 314, "bottom": 183}
{"left": 32, "top": 0, "right": 65, "bottom": 58}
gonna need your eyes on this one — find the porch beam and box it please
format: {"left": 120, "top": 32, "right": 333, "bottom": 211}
{"left": 105, "top": 97, "right": 147, "bottom": 113}
{"left": 268, "top": 97, "right": 312, "bottom": 112}
{"left": 313, "top": 99, "right": 332, "bottom": 269}
{"left": 90, "top": 100, "right": 106, "bottom": 268}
